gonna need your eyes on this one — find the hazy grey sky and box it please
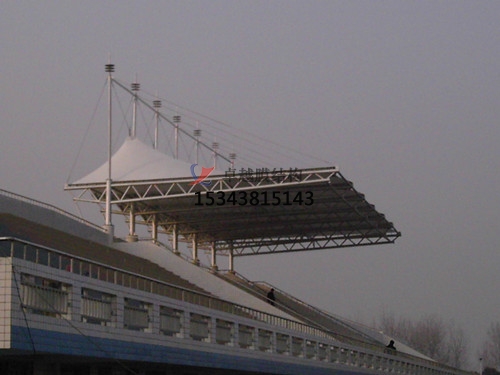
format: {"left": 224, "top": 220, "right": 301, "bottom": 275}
{"left": 1, "top": 1, "right": 499, "bottom": 365}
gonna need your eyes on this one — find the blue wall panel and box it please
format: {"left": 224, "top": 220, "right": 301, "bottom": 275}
{"left": 9, "top": 326, "right": 363, "bottom": 375}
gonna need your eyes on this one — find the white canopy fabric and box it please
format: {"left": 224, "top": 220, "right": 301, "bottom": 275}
{"left": 74, "top": 137, "right": 219, "bottom": 183}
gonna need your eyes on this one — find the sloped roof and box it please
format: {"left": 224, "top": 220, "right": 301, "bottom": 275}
{"left": 74, "top": 137, "right": 202, "bottom": 184}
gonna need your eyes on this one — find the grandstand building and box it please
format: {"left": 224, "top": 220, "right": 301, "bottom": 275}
{"left": 0, "top": 66, "right": 466, "bottom": 375}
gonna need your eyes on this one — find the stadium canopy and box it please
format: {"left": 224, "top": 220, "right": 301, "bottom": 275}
{"left": 65, "top": 137, "right": 401, "bottom": 265}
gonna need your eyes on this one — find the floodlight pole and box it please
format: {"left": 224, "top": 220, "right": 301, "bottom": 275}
{"left": 230, "top": 152, "right": 236, "bottom": 170}
{"left": 173, "top": 115, "right": 181, "bottom": 159}
{"left": 104, "top": 63, "right": 115, "bottom": 239}
{"left": 212, "top": 141, "right": 219, "bottom": 169}
{"left": 131, "top": 79, "right": 140, "bottom": 138}
{"left": 153, "top": 98, "right": 161, "bottom": 149}
{"left": 194, "top": 128, "right": 201, "bottom": 164}
{"left": 126, "top": 78, "right": 140, "bottom": 243}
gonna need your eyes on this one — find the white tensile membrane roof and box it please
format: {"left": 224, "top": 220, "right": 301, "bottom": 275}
{"left": 75, "top": 137, "right": 219, "bottom": 184}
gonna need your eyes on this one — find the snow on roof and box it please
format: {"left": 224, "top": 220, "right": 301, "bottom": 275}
{"left": 74, "top": 137, "right": 211, "bottom": 184}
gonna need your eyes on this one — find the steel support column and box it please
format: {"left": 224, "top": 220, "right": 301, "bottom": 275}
{"left": 127, "top": 204, "right": 138, "bottom": 242}
{"left": 228, "top": 240, "right": 235, "bottom": 273}
{"left": 151, "top": 214, "right": 158, "bottom": 243}
{"left": 192, "top": 233, "right": 199, "bottom": 265}
{"left": 172, "top": 224, "right": 179, "bottom": 254}
{"left": 211, "top": 241, "right": 218, "bottom": 271}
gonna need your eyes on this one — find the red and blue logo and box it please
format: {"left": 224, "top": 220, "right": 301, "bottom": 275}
{"left": 190, "top": 164, "right": 215, "bottom": 186}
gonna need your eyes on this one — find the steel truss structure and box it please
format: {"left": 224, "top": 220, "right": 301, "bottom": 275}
{"left": 65, "top": 166, "right": 401, "bottom": 257}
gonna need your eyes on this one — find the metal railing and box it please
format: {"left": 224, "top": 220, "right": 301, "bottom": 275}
{"left": 253, "top": 279, "right": 378, "bottom": 343}
{"left": 219, "top": 271, "right": 378, "bottom": 347}
{"left": 20, "top": 283, "right": 68, "bottom": 314}
{"left": 81, "top": 295, "right": 112, "bottom": 322}
{"left": 218, "top": 271, "right": 469, "bottom": 375}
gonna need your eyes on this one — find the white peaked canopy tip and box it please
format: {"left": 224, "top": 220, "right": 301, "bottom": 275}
{"left": 74, "top": 137, "right": 221, "bottom": 184}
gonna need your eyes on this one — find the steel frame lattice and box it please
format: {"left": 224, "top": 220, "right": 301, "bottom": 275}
{"left": 65, "top": 167, "right": 400, "bottom": 256}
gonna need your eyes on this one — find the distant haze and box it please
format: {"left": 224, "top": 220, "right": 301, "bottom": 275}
{"left": 1, "top": 1, "right": 499, "bottom": 367}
